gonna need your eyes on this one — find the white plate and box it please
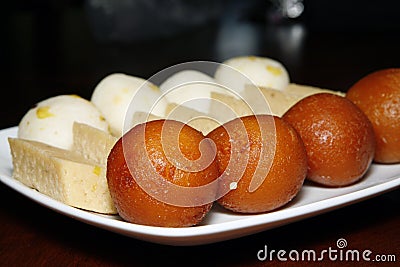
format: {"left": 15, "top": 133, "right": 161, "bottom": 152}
{"left": 1, "top": 126, "right": 399, "bottom": 246}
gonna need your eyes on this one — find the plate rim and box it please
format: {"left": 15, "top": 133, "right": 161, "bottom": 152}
{"left": 1, "top": 126, "right": 399, "bottom": 245}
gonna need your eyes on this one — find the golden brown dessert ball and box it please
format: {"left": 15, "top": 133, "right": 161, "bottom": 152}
{"left": 206, "top": 115, "right": 307, "bottom": 213}
{"left": 346, "top": 68, "right": 400, "bottom": 163}
{"left": 282, "top": 93, "right": 376, "bottom": 187}
{"left": 107, "top": 119, "right": 219, "bottom": 227}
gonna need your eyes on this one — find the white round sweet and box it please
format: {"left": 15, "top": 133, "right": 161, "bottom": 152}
{"left": 160, "top": 70, "right": 215, "bottom": 93}
{"left": 91, "top": 73, "right": 168, "bottom": 137}
{"left": 159, "top": 70, "right": 229, "bottom": 114}
{"left": 214, "top": 56, "right": 290, "bottom": 93}
{"left": 18, "top": 95, "right": 109, "bottom": 150}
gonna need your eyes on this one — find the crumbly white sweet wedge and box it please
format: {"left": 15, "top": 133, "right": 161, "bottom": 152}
{"left": 243, "top": 83, "right": 345, "bottom": 117}
{"left": 164, "top": 102, "right": 219, "bottom": 135}
{"left": 72, "top": 122, "right": 117, "bottom": 165}
{"left": 284, "top": 83, "right": 345, "bottom": 97}
{"left": 8, "top": 137, "right": 117, "bottom": 214}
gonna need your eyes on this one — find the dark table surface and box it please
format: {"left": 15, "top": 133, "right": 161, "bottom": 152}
{"left": 1, "top": 1, "right": 399, "bottom": 266}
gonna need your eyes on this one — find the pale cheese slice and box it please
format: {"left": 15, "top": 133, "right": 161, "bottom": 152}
{"left": 242, "top": 83, "right": 346, "bottom": 117}
{"left": 161, "top": 83, "right": 345, "bottom": 133}
{"left": 243, "top": 86, "right": 304, "bottom": 117}
{"left": 164, "top": 102, "right": 219, "bottom": 135}
{"left": 209, "top": 91, "right": 253, "bottom": 118}
{"left": 284, "top": 83, "right": 345, "bottom": 97}
{"left": 72, "top": 122, "right": 117, "bottom": 165}
{"left": 8, "top": 138, "right": 117, "bottom": 214}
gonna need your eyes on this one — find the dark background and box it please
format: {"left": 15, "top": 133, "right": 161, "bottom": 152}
{"left": 0, "top": 1, "right": 399, "bottom": 266}
{"left": 1, "top": 0, "right": 400, "bottom": 129}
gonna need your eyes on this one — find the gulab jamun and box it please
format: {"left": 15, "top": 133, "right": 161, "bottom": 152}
{"left": 283, "top": 93, "right": 375, "bottom": 187}
{"left": 346, "top": 68, "right": 400, "bottom": 163}
{"left": 207, "top": 115, "right": 307, "bottom": 213}
{"left": 107, "top": 119, "right": 220, "bottom": 227}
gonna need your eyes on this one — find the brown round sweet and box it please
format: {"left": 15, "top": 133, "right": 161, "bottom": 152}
{"left": 346, "top": 68, "right": 400, "bottom": 163}
{"left": 206, "top": 115, "right": 307, "bottom": 213}
{"left": 107, "top": 119, "right": 219, "bottom": 227}
{"left": 282, "top": 93, "right": 375, "bottom": 187}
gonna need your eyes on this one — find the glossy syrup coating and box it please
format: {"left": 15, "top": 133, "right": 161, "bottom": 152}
{"left": 283, "top": 93, "right": 376, "bottom": 187}
{"left": 107, "top": 119, "right": 219, "bottom": 227}
{"left": 207, "top": 115, "right": 307, "bottom": 213}
{"left": 346, "top": 68, "right": 400, "bottom": 163}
